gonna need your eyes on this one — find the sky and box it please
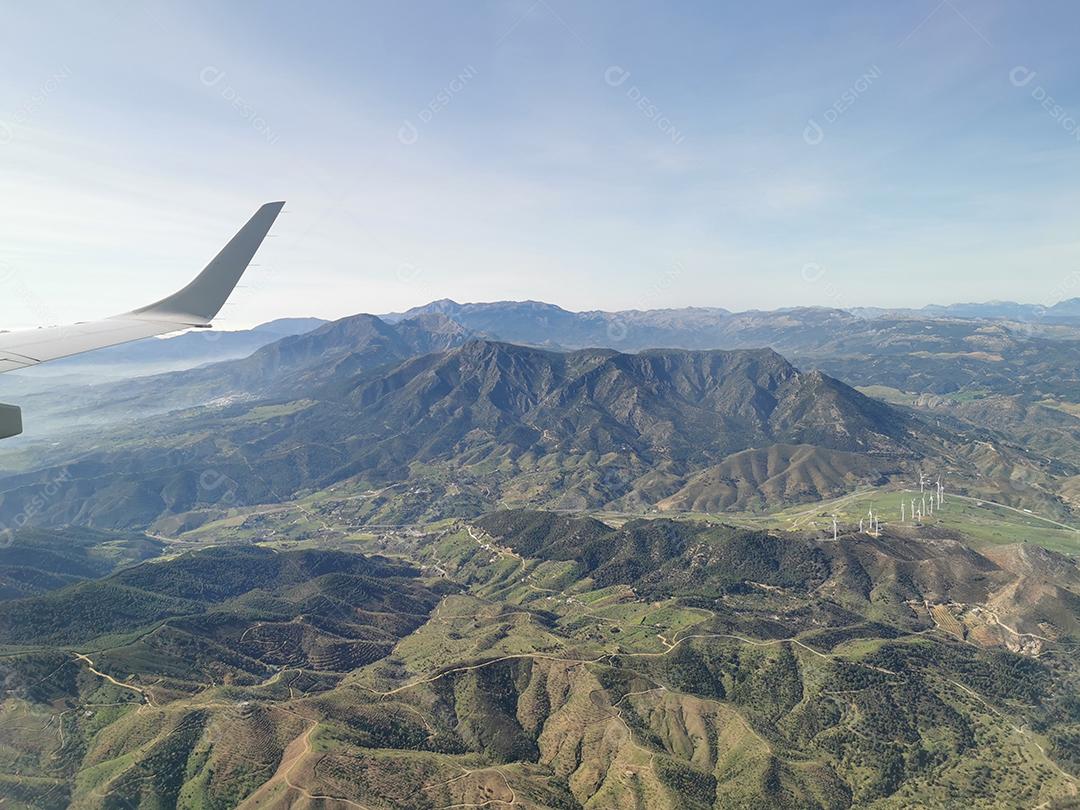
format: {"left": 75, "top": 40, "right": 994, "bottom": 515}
{"left": 2, "top": 1, "right": 1080, "bottom": 329}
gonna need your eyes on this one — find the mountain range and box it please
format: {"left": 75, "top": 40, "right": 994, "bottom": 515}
{"left": 0, "top": 337, "right": 925, "bottom": 529}
{"left": 2, "top": 298, "right": 1080, "bottom": 808}
{"left": 0, "top": 315, "right": 1069, "bottom": 534}
{"left": 3, "top": 297, "right": 1080, "bottom": 533}
{"left": 10, "top": 294, "right": 1080, "bottom": 387}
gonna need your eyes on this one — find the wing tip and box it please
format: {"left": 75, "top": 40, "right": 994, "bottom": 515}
{"left": 129, "top": 201, "right": 286, "bottom": 324}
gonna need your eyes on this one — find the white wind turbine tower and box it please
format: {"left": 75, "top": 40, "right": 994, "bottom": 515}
{"left": 832, "top": 514, "right": 838, "bottom": 541}
{"left": 901, "top": 501, "right": 905, "bottom": 522}
{"left": 937, "top": 476, "right": 943, "bottom": 507}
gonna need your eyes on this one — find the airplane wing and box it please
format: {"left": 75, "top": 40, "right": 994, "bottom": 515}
{"left": 0, "top": 201, "right": 284, "bottom": 438}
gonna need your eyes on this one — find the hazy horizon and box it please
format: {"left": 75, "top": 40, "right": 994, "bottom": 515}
{"left": 171, "top": 292, "right": 1080, "bottom": 333}
{"left": 5, "top": 1, "right": 1080, "bottom": 329}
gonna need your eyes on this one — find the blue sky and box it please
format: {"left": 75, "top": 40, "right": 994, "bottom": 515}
{"left": 2, "top": 1, "right": 1080, "bottom": 328}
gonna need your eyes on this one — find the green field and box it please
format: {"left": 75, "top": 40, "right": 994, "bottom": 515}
{"left": 746, "top": 487, "right": 1080, "bottom": 555}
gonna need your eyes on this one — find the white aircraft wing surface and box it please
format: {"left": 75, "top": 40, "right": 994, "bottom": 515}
{"left": 0, "top": 201, "right": 284, "bottom": 438}
{"left": 0, "top": 201, "right": 284, "bottom": 373}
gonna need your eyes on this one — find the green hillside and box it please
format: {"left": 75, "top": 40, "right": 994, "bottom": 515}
{"left": 2, "top": 510, "right": 1076, "bottom": 807}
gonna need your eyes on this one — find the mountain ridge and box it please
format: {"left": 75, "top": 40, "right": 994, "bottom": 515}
{"left": 0, "top": 340, "right": 936, "bottom": 530}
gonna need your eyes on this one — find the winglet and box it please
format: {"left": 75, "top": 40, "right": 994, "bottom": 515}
{"left": 130, "top": 201, "right": 285, "bottom": 325}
